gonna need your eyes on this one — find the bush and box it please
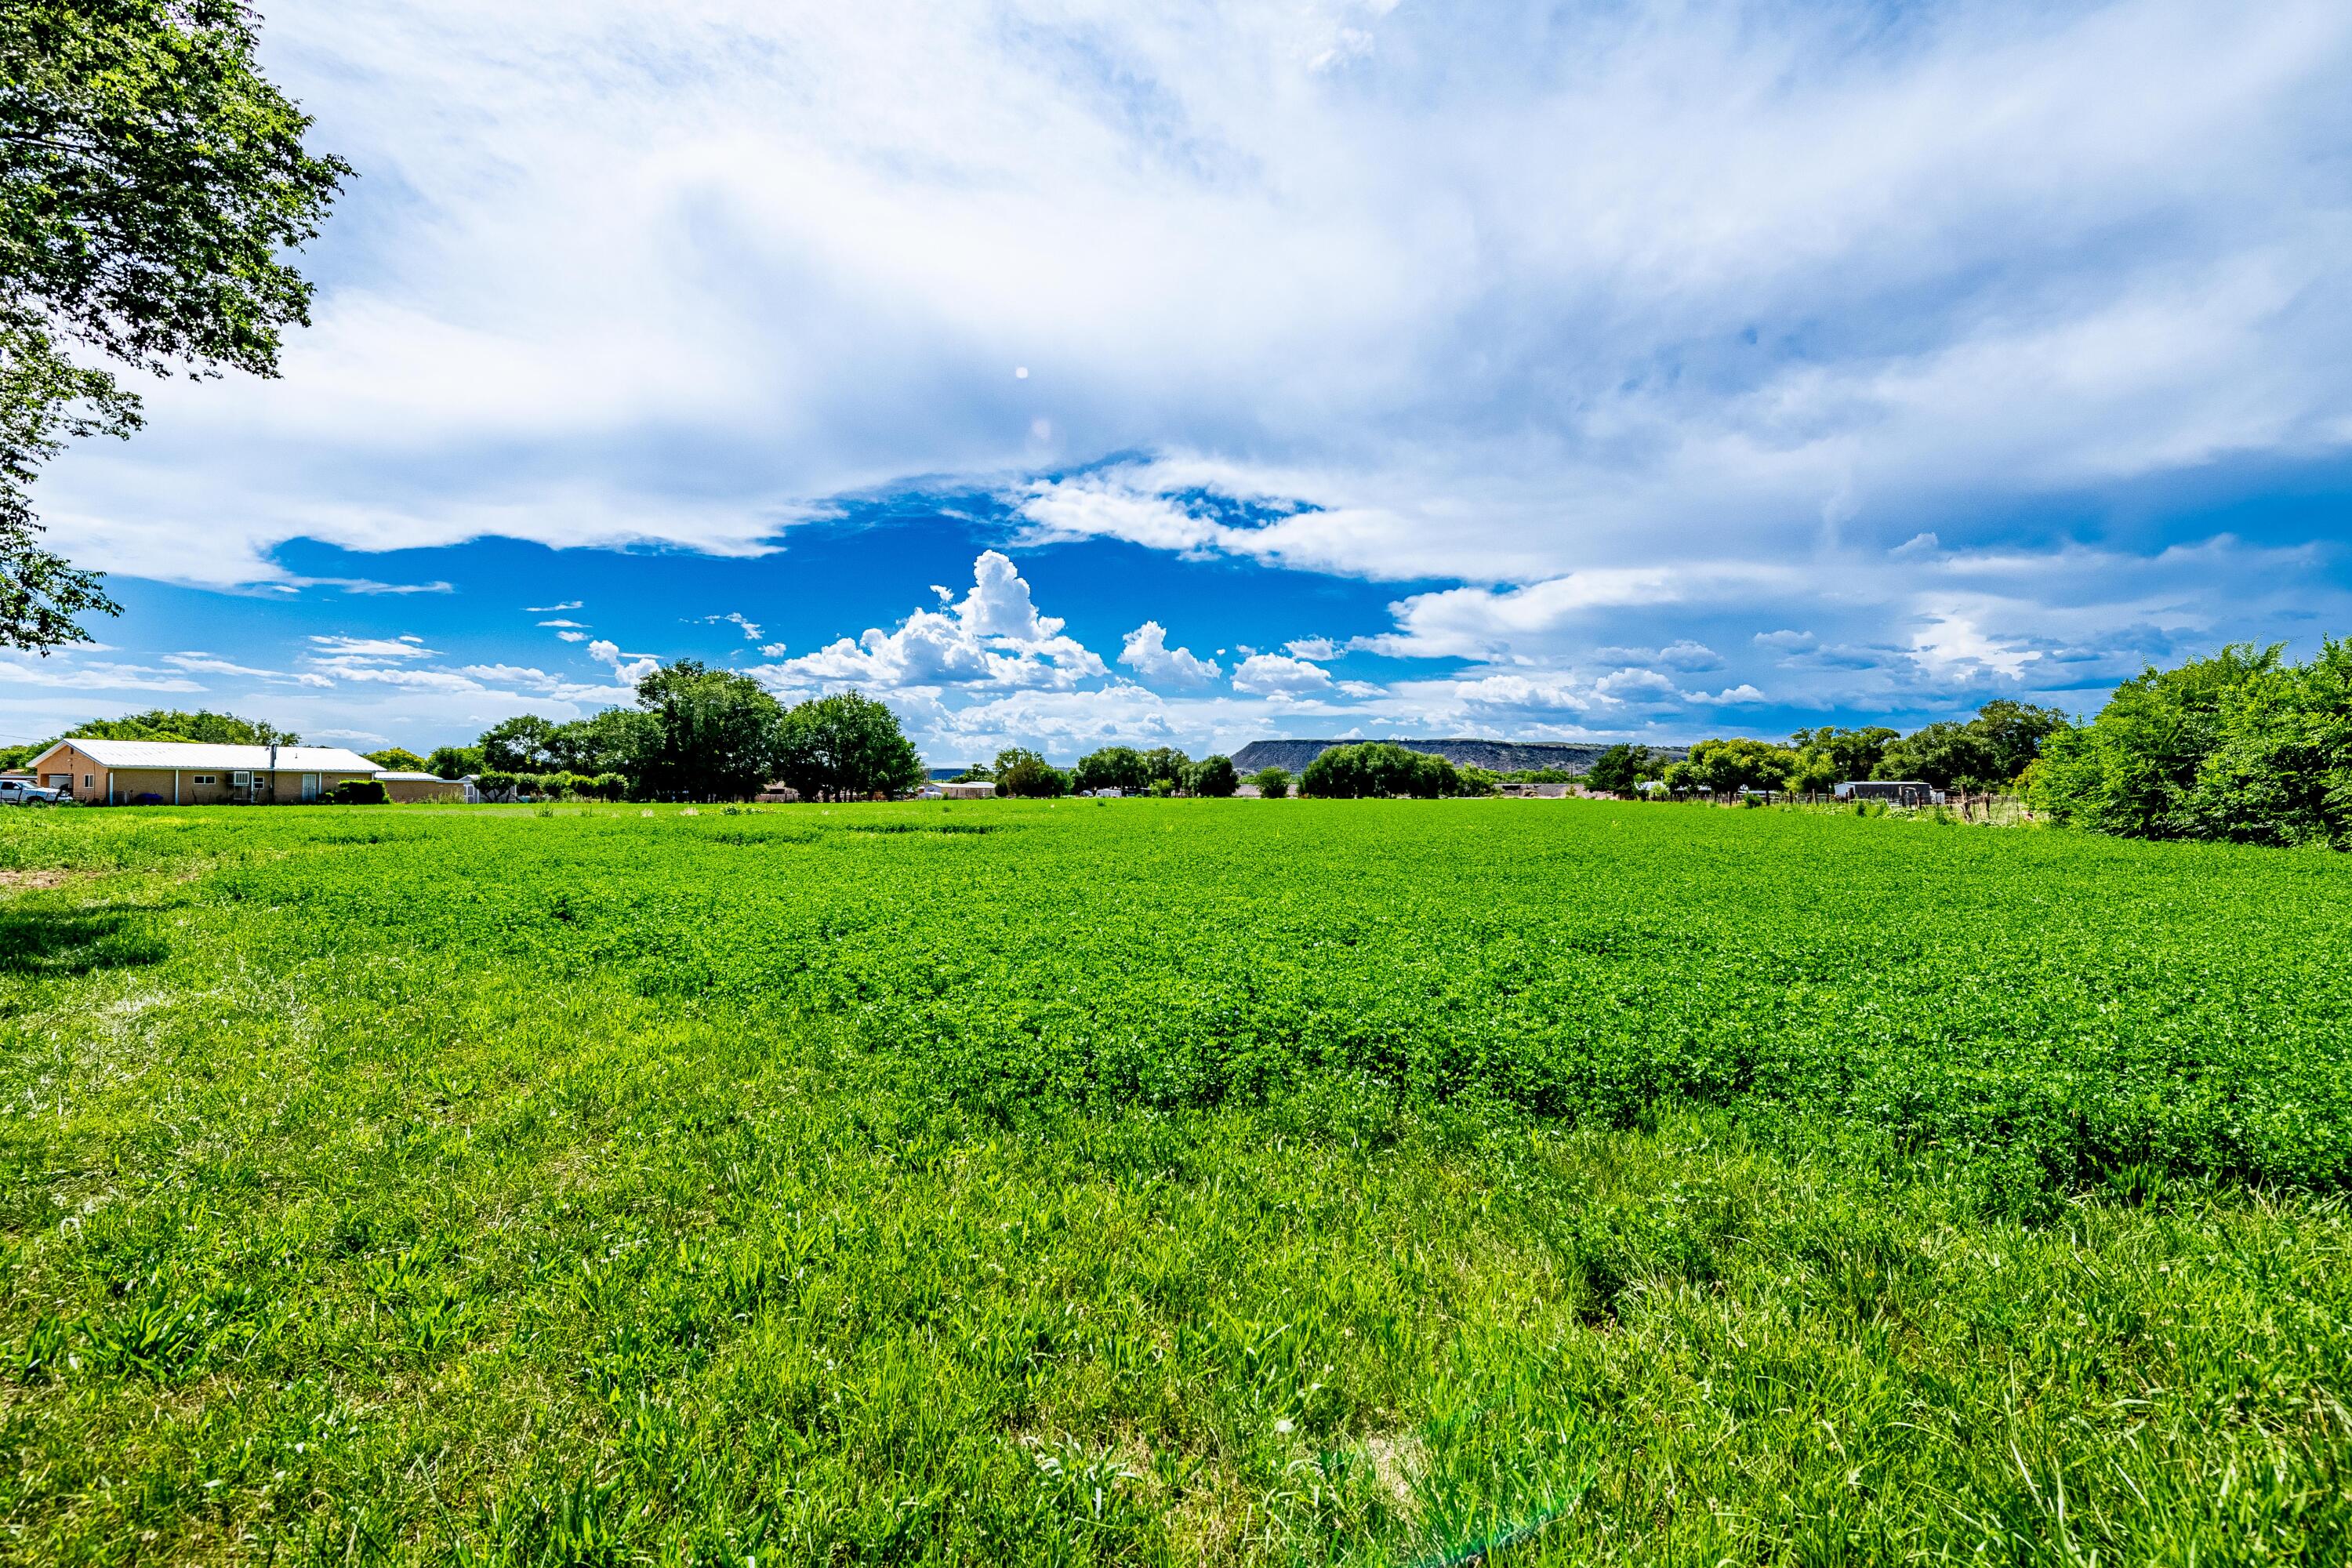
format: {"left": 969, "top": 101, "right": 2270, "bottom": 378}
{"left": 2033, "top": 640, "right": 2352, "bottom": 848}
{"left": 1251, "top": 766, "right": 1291, "bottom": 800}
{"left": 591, "top": 771, "right": 630, "bottom": 801}
{"left": 477, "top": 771, "right": 517, "bottom": 799}
{"left": 330, "top": 779, "right": 388, "bottom": 805}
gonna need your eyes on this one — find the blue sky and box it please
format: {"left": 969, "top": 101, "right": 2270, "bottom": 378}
{"left": 6, "top": 0, "right": 2351, "bottom": 764}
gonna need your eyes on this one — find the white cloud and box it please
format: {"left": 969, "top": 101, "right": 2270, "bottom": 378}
{"left": 1232, "top": 652, "right": 1333, "bottom": 696}
{"left": 537, "top": 618, "right": 588, "bottom": 628}
{"left": 700, "top": 612, "right": 764, "bottom": 640}
{"left": 0, "top": 659, "right": 205, "bottom": 695}
{"left": 556, "top": 630, "right": 589, "bottom": 642}
{"left": 310, "top": 635, "right": 437, "bottom": 660}
{"left": 1119, "top": 622, "right": 1221, "bottom": 688}
{"left": 527, "top": 601, "right": 583, "bottom": 612}
{"left": 29, "top": 0, "right": 2347, "bottom": 601}
{"left": 585, "top": 639, "right": 662, "bottom": 686}
{"left": 764, "top": 550, "right": 1105, "bottom": 695}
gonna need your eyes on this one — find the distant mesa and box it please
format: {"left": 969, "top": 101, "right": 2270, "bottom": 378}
{"left": 1229, "top": 738, "right": 1690, "bottom": 775}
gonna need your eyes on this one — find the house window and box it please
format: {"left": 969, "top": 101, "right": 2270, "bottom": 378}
{"left": 232, "top": 771, "right": 251, "bottom": 786}
{"left": 194, "top": 775, "right": 217, "bottom": 785}
{"left": 83, "top": 775, "right": 92, "bottom": 789}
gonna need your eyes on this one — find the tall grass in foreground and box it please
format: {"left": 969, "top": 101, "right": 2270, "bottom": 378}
{"left": 0, "top": 801, "right": 2347, "bottom": 1563}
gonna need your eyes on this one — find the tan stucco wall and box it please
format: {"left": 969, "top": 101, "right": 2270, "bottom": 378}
{"left": 28, "top": 744, "right": 377, "bottom": 803}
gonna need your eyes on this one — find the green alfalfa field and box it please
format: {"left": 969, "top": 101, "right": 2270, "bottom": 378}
{"left": 2, "top": 798, "right": 2348, "bottom": 1566}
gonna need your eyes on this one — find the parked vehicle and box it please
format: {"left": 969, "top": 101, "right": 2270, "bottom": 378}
{"left": 0, "top": 779, "right": 67, "bottom": 806}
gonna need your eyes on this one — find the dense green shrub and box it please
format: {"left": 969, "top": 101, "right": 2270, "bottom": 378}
{"left": 328, "top": 779, "right": 387, "bottom": 804}
{"left": 1251, "top": 766, "right": 1291, "bottom": 799}
{"left": 2034, "top": 641, "right": 2352, "bottom": 848}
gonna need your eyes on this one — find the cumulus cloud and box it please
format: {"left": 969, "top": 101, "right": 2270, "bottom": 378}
{"left": 1119, "top": 622, "right": 1221, "bottom": 688}
{"left": 1232, "top": 652, "right": 1333, "bottom": 696}
{"left": 586, "top": 639, "right": 662, "bottom": 685}
{"left": 763, "top": 550, "right": 1106, "bottom": 695}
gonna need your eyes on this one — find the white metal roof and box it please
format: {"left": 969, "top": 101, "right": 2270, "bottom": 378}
{"left": 34, "top": 739, "right": 379, "bottom": 772}
{"left": 372, "top": 771, "right": 450, "bottom": 781}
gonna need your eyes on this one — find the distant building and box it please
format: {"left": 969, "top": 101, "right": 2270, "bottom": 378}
{"left": 25, "top": 739, "right": 379, "bottom": 804}
{"left": 939, "top": 781, "right": 996, "bottom": 800}
{"left": 1836, "top": 779, "right": 1945, "bottom": 806}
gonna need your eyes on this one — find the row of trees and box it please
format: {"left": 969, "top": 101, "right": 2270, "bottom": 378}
{"left": 1577, "top": 699, "right": 2071, "bottom": 800}
{"left": 441, "top": 663, "right": 927, "bottom": 801}
{"left": 963, "top": 746, "right": 1243, "bottom": 798}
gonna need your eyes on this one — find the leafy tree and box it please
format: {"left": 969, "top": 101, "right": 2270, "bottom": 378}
{"left": 1968, "top": 699, "right": 2069, "bottom": 782}
{"left": 1140, "top": 746, "right": 1191, "bottom": 789}
{"left": 1185, "top": 754, "right": 1239, "bottom": 798}
{"left": 1072, "top": 746, "right": 1148, "bottom": 794}
{"left": 0, "top": 706, "right": 297, "bottom": 765}
{"left": 1584, "top": 743, "right": 1663, "bottom": 797}
{"left": 995, "top": 756, "right": 1069, "bottom": 798}
{"left": 94, "top": 706, "right": 296, "bottom": 745}
{"left": 1250, "top": 765, "right": 1291, "bottom": 800}
{"left": 3, "top": 1, "right": 349, "bottom": 651}
{"left": 631, "top": 661, "right": 790, "bottom": 800}
{"left": 548, "top": 708, "right": 659, "bottom": 775}
{"left": 425, "top": 744, "right": 483, "bottom": 779}
{"left": 1788, "top": 726, "right": 1897, "bottom": 789}
{"left": 477, "top": 715, "right": 561, "bottom": 772}
{"left": 1683, "top": 738, "right": 1795, "bottom": 795}
{"left": 772, "top": 688, "right": 924, "bottom": 802}
{"left": 1298, "top": 742, "right": 1461, "bottom": 799}
{"left": 364, "top": 747, "right": 426, "bottom": 773}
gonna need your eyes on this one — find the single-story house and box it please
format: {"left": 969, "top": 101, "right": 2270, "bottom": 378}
{"left": 939, "top": 781, "right": 997, "bottom": 800}
{"left": 25, "top": 739, "right": 381, "bottom": 805}
{"left": 374, "top": 770, "right": 466, "bottom": 804}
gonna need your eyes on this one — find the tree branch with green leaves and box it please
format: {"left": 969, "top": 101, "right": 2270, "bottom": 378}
{"left": 1, "top": 0, "right": 348, "bottom": 651}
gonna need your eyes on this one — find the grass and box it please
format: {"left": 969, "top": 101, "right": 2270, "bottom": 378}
{"left": 1, "top": 799, "right": 2348, "bottom": 1564}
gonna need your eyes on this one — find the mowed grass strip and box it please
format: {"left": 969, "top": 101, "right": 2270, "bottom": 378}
{"left": 0, "top": 800, "right": 2348, "bottom": 1565}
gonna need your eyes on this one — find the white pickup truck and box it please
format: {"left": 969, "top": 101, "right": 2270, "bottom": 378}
{"left": 0, "top": 779, "right": 67, "bottom": 806}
